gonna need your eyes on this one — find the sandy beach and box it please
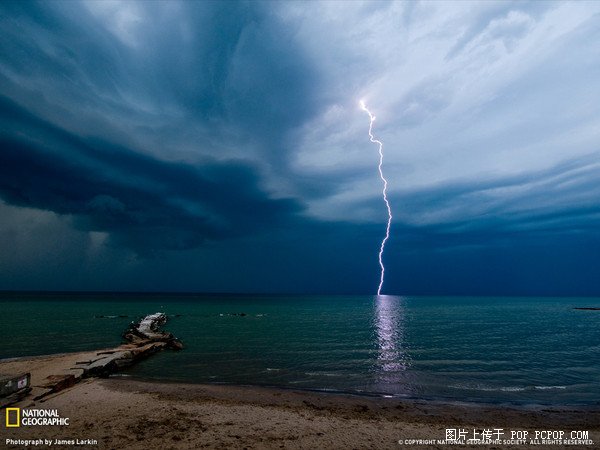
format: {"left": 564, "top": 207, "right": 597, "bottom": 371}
{"left": 2, "top": 353, "right": 599, "bottom": 449}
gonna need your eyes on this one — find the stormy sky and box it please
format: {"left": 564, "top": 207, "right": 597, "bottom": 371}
{"left": 1, "top": 1, "right": 599, "bottom": 295}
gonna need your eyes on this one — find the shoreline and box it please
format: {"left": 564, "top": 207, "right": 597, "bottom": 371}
{"left": 112, "top": 374, "right": 600, "bottom": 411}
{"left": 2, "top": 352, "right": 600, "bottom": 449}
{"left": 2, "top": 350, "right": 600, "bottom": 412}
{"left": 104, "top": 378, "right": 600, "bottom": 427}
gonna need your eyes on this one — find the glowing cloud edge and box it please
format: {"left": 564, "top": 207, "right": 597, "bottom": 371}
{"left": 360, "top": 100, "right": 392, "bottom": 296}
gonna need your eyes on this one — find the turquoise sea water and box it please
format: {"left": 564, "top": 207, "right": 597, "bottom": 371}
{"left": 1, "top": 293, "right": 599, "bottom": 406}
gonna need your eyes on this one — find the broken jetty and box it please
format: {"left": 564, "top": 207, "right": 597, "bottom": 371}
{"left": 0, "top": 313, "right": 182, "bottom": 407}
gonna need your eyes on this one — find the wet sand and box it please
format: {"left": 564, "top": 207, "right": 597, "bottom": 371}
{"left": 2, "top": 353, "right": 599, "bottom": 449}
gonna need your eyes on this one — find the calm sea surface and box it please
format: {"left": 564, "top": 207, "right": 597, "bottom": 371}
{"left": 1, "top": 293, "right": 599, "bottom": 406}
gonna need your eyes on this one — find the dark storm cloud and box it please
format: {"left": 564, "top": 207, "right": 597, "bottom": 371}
{"left": 0, "top": 96, "right": 303, "bottom": 254}
{"left": 335, "top": 150, "right": 600, "bottom": 259}
{"left": 0, "top": 0, "right": 322, "bottom": 255}
{"left": 390, "top": 153, "right": 600, "bottom": 237}
{"left": 0, "top": 1, "right": 320, "bottom": 166}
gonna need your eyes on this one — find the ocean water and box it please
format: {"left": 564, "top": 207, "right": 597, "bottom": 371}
{"left": 1, "top": 293, "right": 599, "bottom": 406}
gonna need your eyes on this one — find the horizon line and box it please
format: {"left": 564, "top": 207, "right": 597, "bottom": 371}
{"left": 1, "top": 290, "right": 599, "bottom": 298}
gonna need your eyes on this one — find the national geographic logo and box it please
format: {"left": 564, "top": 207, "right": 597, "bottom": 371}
{"left": 4, "top": 408, "right": 69, "bottom": 427}
{"left": 5, "top": 408, "right": 19, "bottom": 427}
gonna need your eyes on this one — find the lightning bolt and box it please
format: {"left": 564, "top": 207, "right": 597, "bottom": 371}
{"left": 360, "top": 100, "right": 392, "bottom": 296}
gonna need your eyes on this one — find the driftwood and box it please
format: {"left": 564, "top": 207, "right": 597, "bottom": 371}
{"left": 573, "top": 307, "right": 600, "bottom": 310}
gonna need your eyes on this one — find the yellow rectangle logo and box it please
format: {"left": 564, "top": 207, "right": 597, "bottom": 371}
{"left": 6, "top": 408, "right": 20, "bottom": 427}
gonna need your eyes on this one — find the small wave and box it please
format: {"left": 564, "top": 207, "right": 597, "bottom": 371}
{"left": 266, "top": 368, "right": 280, "bottom": 372}
{"left": 305, "top": 372, "right": 342, "bottom": 377}
{"left": 452, "top": 384, "right": 567, "bottom": 392}
{"left": 492, "top": 385, "right": 567, "bottom": 392}
{"left": 467, "top": 386, "right": 526, "bottom": 392}
{"left": 491, "top": 385, "right": 567, "bottom": 392}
